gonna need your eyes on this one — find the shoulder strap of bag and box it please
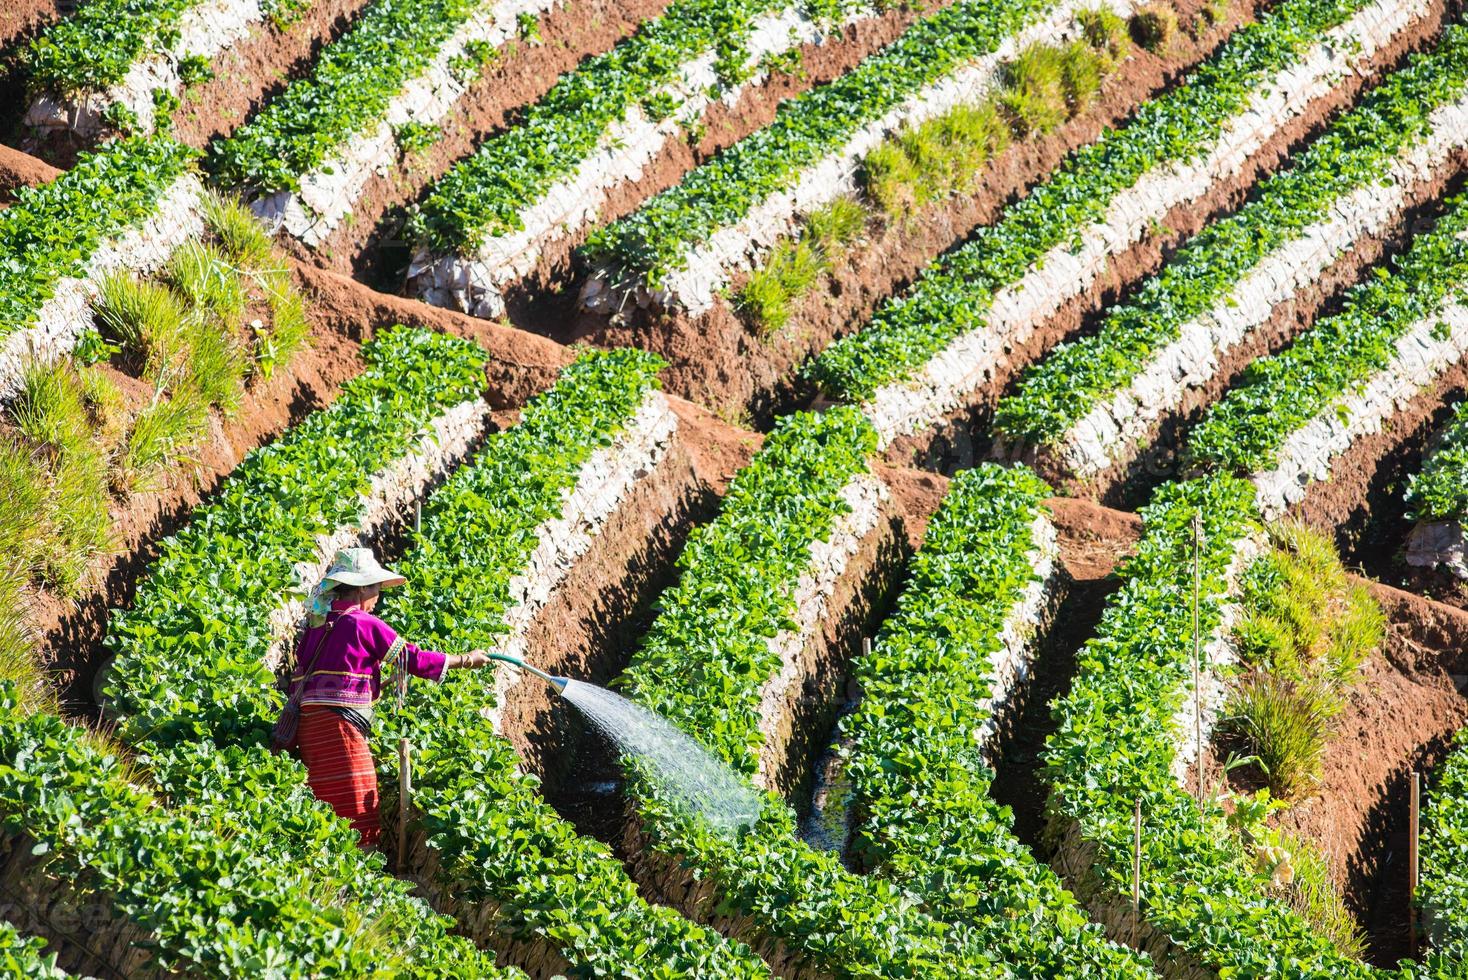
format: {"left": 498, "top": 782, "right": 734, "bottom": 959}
{"left": 287, "top": 612, "right": 346, "bottom": 699}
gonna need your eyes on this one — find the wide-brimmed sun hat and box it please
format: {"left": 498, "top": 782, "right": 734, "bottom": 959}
{"left": 321, "top": 547, "right": 406, "bottom": 590}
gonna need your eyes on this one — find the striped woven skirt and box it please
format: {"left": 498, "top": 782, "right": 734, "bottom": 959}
{"left": 298, "top": 705, "right": 380, "bottom": 849}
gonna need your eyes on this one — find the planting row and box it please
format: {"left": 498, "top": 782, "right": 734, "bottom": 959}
{"left": 806, "top": 0, "right": 1427, "bottom": 446}
{"left": 617, "top": 408, "right": 1018, "bottom": 977}
{"left": 1187, "top": 195, "right": 1468, "bottom": 519}
{"left": 100, "top": 327, "right": 765, "bottom": 976}
{"left": 407, "top": 0, "right": 896, "bottom": 316}
{"left": 837, "top": 463, "right": 1155, "bottom": 976}
{"left": 1406, "top": 402, "right": 1468, "bottom": 577}
{"left": 214, "top": 0, "right": 554, "bottom": 245}
{"left": 578, "top": 0, "right": 1114, "bottom": 315}
{"left": 100, "top": 328, "right": 513, "bottom": 976}
{"left": 1041, "top": 475, "right": 1380, "bottom": 976}
{"left": 995, "top": 24, "right": 1468, "bottom": 496}
{"left": 0, "top": 136, "right": 202, "bottom": 396}
{"left": 22, "top": 0, "right": 301, "bottom": 138}
{"left": 1419, "top": 730, "right": 1468, "bottom": 963}
{"left": 0, "top": 679, "right": 492, "bottom": 978}
{"left": 364, "top": 347, "right": 772, "bottom": 977}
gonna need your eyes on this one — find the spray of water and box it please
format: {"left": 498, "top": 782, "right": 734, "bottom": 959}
{"left": 559, "top": 679, "right": 761, "bottom": 836}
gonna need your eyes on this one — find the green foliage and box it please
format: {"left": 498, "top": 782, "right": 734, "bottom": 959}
{"left": 863, "top": 101, "right": 1009, "bottom": 219}
{"left": 1266, "top": 831, "right": 1367, "bottom": 959}
{"left": 24, "top": 0, "right": 201, "bottom": 94}
{"left": 1406, "top": 401, "right": 1468, "bottom": 521}
{"left": 620, "top": 442, "right": 1075, "bottom": 978}
{"left": 736, "top": 238, "right": 824, "bottom": 332}
{"left": 996, "top": 28, "right": 1468, "bottom": 447}
{"left": 1078, "top": 6, "right": 1132, "bottom": 66}
{"left": 409, "top": 0, "right": 792, "bottom": 253}
{"left": 212, "top": 0, "right": 496, "bottom": 191}
{"left": 0, "top": 921, "right": 66, "bottom": 978}
{"left": 369, "top": 349, "right": 772, "bottom": 977}
{"left": 393, "top": 121, "right": 441, "bottom": 156}
{"left": 177, "top": 54, "right": 213, "bottom": 87}
{"left": 1419, "top": 729, "right": 1468, "bottom": 961}
{"left": 101, "top": 327, "right": 513, "bottom": 977}
{"left": 998, "top": 44, "right": 1069, "bottom": 135}
{"left": 810, "top": 0, "right": 1377, "bottom": 402}
{"left": 1188, "top": 195, "right": 1468, "bottom": 473}
{"left": 736, "top": 198, "right": 864, "bottom": 332}
{"left": 584, "top": 0, "right": 1056, "bottom": 286}
{"left": 622, "top": 406, "right": 878, "bottom": 772}
{"left": 841, "top": 463, "right": 1153, "bottom": 976}
{"left": 1226, "top": 523, "right": 1380, "bottom": 798}
{"left": 1044, "top": 475, "right": 1376, "bottom": 977}
{"left": 9, "top": 360, "right": 113, "bottom": 593}
{"left": 0, "top": 136, "right": 195, "bottom": 337}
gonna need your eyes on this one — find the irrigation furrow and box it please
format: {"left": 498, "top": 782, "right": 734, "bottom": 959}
{"left": 995, "top": 25, "right": 1468, "bottom": 504}
{"left": 805, "top": 0, "right": 1443, "bottom": 462}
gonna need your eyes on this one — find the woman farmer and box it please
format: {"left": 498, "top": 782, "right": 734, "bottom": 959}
{"left": 288, "top": 547, "right": 491, "bottom": 848}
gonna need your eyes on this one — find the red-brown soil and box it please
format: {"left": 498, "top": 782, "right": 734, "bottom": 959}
{"left": 398, "top": 0, "right": 949, "bottom": 297}
{"left": 301, "top": 0, "right": 681, "bottom": 282}
{"left": 568, "top": 0, "right": 1373, "bottom": 426}
{"left": 0, "top": 0, "right": 60, "bottom": 50}
{"left": 882, "top": 1, "right": 1449, "bottom": 477}
{"left": 41, "top": 259, "right": 573, "bottom": 714}
{"left": 0, "top": 141, "right": 56, "bottom": 201}
{"left": 1029, "top": 171, "right": 1466, "bottom": 510}
{"left": 1273, "top": 582, "right": 1468, "bottom": 966}
{"left": 0, "top": 0, "right": 61, "bottom": 144}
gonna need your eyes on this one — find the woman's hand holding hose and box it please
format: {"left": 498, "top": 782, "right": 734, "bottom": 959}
{"left": 449, "top": 650, "right": 492, "bottom": 670}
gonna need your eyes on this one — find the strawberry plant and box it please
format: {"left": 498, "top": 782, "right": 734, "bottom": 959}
{"left": 1405, "top": 401, "right": 1468, "bottom": 522}
{"left": 1419, "top": 729, "right": 1468, "bottom": 962}
{"left": 1044, "top": 476, "right": 1376, "bottom": 978}
{"left": 100, "top": 327, "right": 510, "bottom": 977}
{"left": 620, "top": 406, "right": 879, "bottom": 772}
{"left": 996, "top": 26, "right": 1468, "bottom": 451}
{"left": 212, "top": 0, "right": 527, "bottom": 192}
{"left": 367, "top": 349, "right": 773, "bottom": 977}
{"left": 582, "top": 0, "right": 1055, "bottom": 288}
{"left": 807, "top": 0, "right": 1386, "bottom": 403}
{"left": 1187, "top": 196, "right": 1468, "bottom": 474}
{"left": 0, "top": 136, "right": 195, "bottom": 337}
{"left": 23, "top": 0, "right": 302, "bottom": 97}
{"left": 841, "top": 463, "right": 1154, "bottom": 976}
{"left": 0, "top": 921, "right": 65, "bottom": 978}
{"left": 408, "top": 0, "right": 835, "bottom": 254}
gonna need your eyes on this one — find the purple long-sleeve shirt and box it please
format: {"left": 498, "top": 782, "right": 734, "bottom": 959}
{"left": 291, "top": 600, "right": 447, "bottom": 713}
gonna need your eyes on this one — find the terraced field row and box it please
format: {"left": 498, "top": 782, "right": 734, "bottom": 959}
{"left": 2, "top": 0, "right": 1468, "bottom": 974}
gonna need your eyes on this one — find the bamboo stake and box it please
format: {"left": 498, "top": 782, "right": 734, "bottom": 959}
{"left": 397, "top": 738, "right": 412, "bottom": 869}
{"left": 1410, "top": 771, "right": 1421, "bottom": 957}
{"left": 1132, "top": 799, "right": 1143, "bottom": 947}
{"left": 1191, "top": 512, "right": 1205, "bottom": 811}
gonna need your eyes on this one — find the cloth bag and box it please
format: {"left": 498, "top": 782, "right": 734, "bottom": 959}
{"left": 270, "top": 615, "right": 342, "bottom": 754}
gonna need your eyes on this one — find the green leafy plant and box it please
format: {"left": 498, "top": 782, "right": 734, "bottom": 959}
{"left": 1419, "top": 729, "right": 1468, "bottom": 961}
{"left": 841, "top": 463, "right": 1152, "bottom": 976}
{"left": 212, "top": 0, "right": 500, "bottom": 191}
{"left": 1188, "top": 195, "right": 1468, "bottom": 473}
{"left": 102, "top": 328, "right": 514, "bottom": 977}
{"left": 394, "top": 121, "right": 442, "bottom": 156}
{"left": 408, "top": 0, "right": 804, "bottom": 253}
{"left": 584, "top": 0, "right": 1060, "bottom": 287}
{"left": 735, "top": 197, "right": 865, "bottom": 332}
{"left": 996, "top": 29, "right": 1468, "bottom": 450}
{"left": 0, "top": 136, "right": 195, "bottom": 339}
{"left": 810, "top": 0, "right": 1381, "bottom": 403}
{"left": 1044, "top": 475, "right": 1376, "bottom": 977}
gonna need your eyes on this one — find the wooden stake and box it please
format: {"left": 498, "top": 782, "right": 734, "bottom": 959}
{"left": 1410, "top": 771, "right": 1421, "bottom": 957}
{"left": 397, "top": 737, "right": 412, "bottom": 869}
{"left": 414, "top": 499, "right": 422, "bottom": 535}
{"left": 1191, "top": 512, "right": 1205, "bottom": 811}
{"left": 1132, "top": 798, "right": 1143, "bottom": 947}
{"left": 862, "top": 637, "right": 871, "bottom": 659}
